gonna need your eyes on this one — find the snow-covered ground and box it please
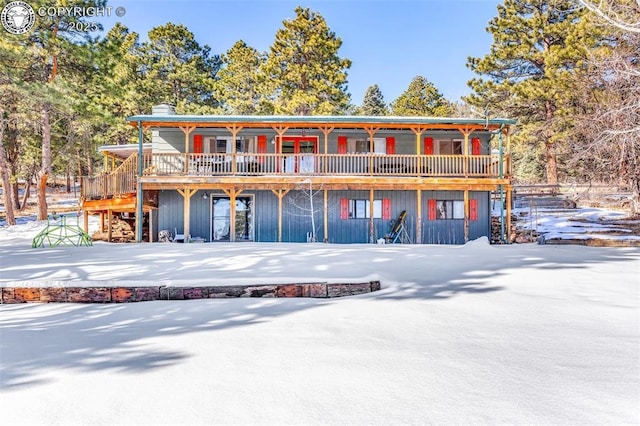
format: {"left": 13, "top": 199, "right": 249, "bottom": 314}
{"left": 1, "top": 208, "right": 639, "bottom": 424}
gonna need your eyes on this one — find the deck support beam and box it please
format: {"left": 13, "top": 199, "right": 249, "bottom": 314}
{"left": 222, "top": 188, "right": 243, "bottom": 242}
{"left": 271, "top": 189, "right": 290, "bottom": 242}
{"left": 226, "top": 125, "right": 243, "bottom": 175}
{"left": 179, "top": 126, "right": 196, "bottom": 174}
{"left": 135, "top": 121, "right": 144, "bottom": 242}
{"left": 323, "top": 189, "right": 329, "bottom": 243}
{"left": 365, "top": 127, "right": 379, "bottom": 176}
{"left": 416, "top": 189, "right": 422, "bottom": 244}
{"left": 177, "top": 188, "right": 197, "bottom": 243}
{"left": 464, "top": 189, "right": 470, "bottom": 243}
{"left": 107, "top": 209, "right": 113, "bottom": 243}
{"left": 411, "top": 127, "right": 425, "bottom": 174}
{"left": 369, "top": 189, "right": 375, "bottom": 243}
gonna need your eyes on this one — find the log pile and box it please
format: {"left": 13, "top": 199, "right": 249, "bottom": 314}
{"left": 91, "top": 216, "right": 136, "bottom": 243}
{"left": 491, "top": 214, "right": 539, "bottom": 244}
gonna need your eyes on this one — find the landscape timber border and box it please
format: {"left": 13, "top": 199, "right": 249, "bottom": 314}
{"left": 0, "top": 281, "right": 381, "bottom": 304}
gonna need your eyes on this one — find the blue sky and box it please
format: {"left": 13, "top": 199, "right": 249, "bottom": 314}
{"left": 97, "top": 0, "right": 501, "bottom": 106}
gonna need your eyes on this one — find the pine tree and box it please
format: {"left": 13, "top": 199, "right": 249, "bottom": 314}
{"left": 357, "top": 84, "right": 388, "bottom": 115}
{"left": 137, "top": 23, "right": 221, "bottom": 114}
{"left": 390, "top": 76, "right": 451, "bottom": 116}
{"left": 214, "top": 40, "right": 268, "bottom": 115}
{"left": 262, "top": 6, "right": 352, "bottom": 115}
{"left": 466, "top": 0, "right": 600, "bottom": 185}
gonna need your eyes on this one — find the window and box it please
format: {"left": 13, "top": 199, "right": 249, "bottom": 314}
{"left": 436, "top": 139, "right": 463, "bottom": 155}
{"left": 204, "top": 137, "right": 255, "bottom": 154}
{"left": 347, "top": 138, "right": 387, "bottom": 154}
{"left": 349, "top": 199, "right": 382, "bottom": 219}
{"left": 435, "top": 200, "right": 465, "bottom": 220}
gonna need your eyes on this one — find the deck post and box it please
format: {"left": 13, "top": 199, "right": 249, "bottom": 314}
{"left": 178, "top": 188, "right": 197, "bottom": 243}
{"left": 271, "top": 189, "right": 290, "bottom": 242}
{"left": 323, "top": 189, "right": 328, "bottom": 243}
{"left": 464, "top": 189, "right": 469, "bottom": 243}
{"left": 411, "top": 127, "right": 424, "bottom": 175}
{"left": 135, "top": 120, "right": 144, "bottom": 242}
{"left": 107, "top": 208, "right": 112, "bottom": 243}
{"left": 369, "top": 189, "right": 375, "bottom": 243}
{"left": 416, "top": 189, "right": 422, "bottom": 244}
{"left": 223, "top": 188, "right": 242, "bottom": 242}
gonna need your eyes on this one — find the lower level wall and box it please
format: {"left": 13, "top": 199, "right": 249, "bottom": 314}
{"left": 156, "top": 189, "right": 491, "bottom": 245}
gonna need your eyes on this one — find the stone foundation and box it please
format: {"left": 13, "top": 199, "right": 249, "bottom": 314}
{"left": 0, "top": 281, "right": 381, "bottom": 304}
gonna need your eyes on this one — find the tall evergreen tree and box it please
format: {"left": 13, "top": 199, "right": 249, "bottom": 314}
{"left": 466, "top": 0, "right": 600, "bottom": 185}
{"left": 390, "top": 76, "right": 451, "bottom": 116}
{"left": 214, "top": 40, "right": 268, "bottom": 115}
{"left": 137, "top": 23, "right": 221, "bottom": 114}
{"left": 357, "top": 84, "right": 388, "bottom": 115}
{"left": 1, "top": 0, "right": 106, "bottom": 220}
{"left": 262, "top": 6, "right": 352, "bottom": 115}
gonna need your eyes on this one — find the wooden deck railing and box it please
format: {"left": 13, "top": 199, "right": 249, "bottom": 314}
{"left": 142, "top": 153, "right": 512, "bottom": 178}
{"left": 83, "top": 152, "right": 511, "bottom": 200}
{"left": 81, "top": 153, "right": 138, "bottom": 200}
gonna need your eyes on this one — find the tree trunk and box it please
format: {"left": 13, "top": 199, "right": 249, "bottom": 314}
{"left": 21, "top": 178, "right": 31, "bottom": 210}
{"left": 631, "top": 177, "right": 640, "bottom": 218}
{"left": 544, "top": 100, "right": 558, "bottom": 185}
{"left": 544, "top": 139, "right": 558, "bottom": 185}
{"left": 0, "top": 106, "right": 16, "bottom": 225}
{"left": 37, "top": 103, "right": 52, "bottom": 220}
{"left": 0, "top": 137, "right": 16, "bottom": 226}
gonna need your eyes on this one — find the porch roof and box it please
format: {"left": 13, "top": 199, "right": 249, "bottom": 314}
{"left": 126, "top": 114, "right": 516, "bottom": 130}
{"left": 98, "top": 143, "right": 152, "bottom": 159}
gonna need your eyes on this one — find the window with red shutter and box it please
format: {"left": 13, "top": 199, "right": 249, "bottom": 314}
{"left": 471, "top": 138, "right": 481, "bottom": 155}
{"left": 382, "top": 198, "right": 391, "bottom": 220}
{"left": 193, "top": 134, "right": 203, "bottom": 153}
{"left": 424, "top": 137, "right": 434, "bottom": 155}
{"left": 428, "top": 199, "right": 437, "bottom": 220}
{"left": 337, "top": 136, "right": 347, "bottom": 154}
{"left": 470, "top": 199, "right": 478, "bottom": 221}
{"left": 340, "top": 198, "right": 349, "bottom": 219}
{"left": 385, "top": 137, "right": 395, "bottom": 155}
{"left": 257, "top": 135, "right": 267, "bottom": 164}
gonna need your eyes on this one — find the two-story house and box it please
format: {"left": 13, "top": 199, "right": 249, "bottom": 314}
{"left": 81, "top": 104, "right": 515, "bottom": 244}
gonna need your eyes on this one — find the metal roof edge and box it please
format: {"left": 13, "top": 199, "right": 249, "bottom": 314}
{"left": 126, "top": 114, "right": 517, "bottom": 126}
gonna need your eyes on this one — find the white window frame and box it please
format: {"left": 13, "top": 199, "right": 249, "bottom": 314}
{"left": 435, "top": 139, "right": 463, "bottom": 155}
{"left": 435, "top": 200, "right": 465, "bottom": 220}
{"left": 347, "top": 137, "right": 387, "bottom": 154}
{"left": 349, "top": 199, "right": 382, "bottom": 219}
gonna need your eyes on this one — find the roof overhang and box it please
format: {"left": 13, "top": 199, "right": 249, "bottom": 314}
{"left": 98, "top": 143, "right": 152, "bottom": 160}
{"left": 126, "top": 115, "right": 516, "bottom": 131}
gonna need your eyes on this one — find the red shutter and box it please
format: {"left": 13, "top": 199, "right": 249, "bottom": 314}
{"left": 471, "top": 137, "right": 481, "bottom": 155}
{"left": 385, "top": 137, "right": 395, "bottom": 155}
{"left": 193, "top": 134, "right": 203, "bottom": 153}
{"left": 470, "top": 199, "right": 478, "bottom": 221}
{"left": 337, "top": 136, "right": 347, "bottom": 154}
{"left": 428, "top": 199, "right": 437, "bottom": 220}
{"left": 257, "top": 135, "right": 267, "bottom": 164}
{"left": 424, "top": 137, "right": 434, "bottom": 155}
{"left": 382, "top": 198, "right": 391, "bottom": 220}
{"left": 340, "top": 198, "right": 349, "bottom": 220}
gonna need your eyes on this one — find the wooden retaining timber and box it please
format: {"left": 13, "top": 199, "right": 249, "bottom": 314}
{"left": 0, "top": 281, "right": 381, "bottom": 304}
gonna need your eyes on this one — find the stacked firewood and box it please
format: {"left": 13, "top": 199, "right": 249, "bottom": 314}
{"left": 91, "top": 216, "right": 136, "bottom": 243}
{"left": 491, "top": 214, "right": 538, "bottom": 244}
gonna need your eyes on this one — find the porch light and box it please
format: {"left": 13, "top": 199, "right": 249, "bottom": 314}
{"left": 202, "top": 193, "right": 208, "bottom": 200}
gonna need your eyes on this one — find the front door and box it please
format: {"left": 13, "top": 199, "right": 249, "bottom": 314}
{"left": 280, "top": 136, "right": 318, "bottom": 173}
{"left": 211, "top": 196, "right": 254, "bottom": 241}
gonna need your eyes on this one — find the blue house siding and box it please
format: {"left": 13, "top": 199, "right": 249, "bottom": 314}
{"left": 421, "top": 191, "right": 490, "bottom": 245}
{"left": 157, "top": 188, "right": 490, "bottom": 244}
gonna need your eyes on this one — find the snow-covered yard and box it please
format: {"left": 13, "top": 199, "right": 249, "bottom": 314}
{"left": 1, "top": 208, "right": 639, "bottom": 424}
